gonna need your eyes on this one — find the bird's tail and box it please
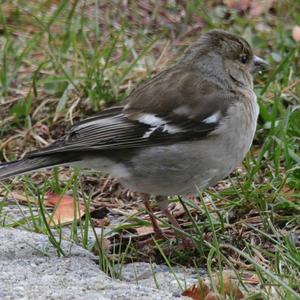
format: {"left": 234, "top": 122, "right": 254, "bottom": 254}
{"left": 0, "top": 155, "right": 75, "bottom": 180}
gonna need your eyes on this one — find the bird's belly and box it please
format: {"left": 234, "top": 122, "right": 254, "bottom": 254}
{"left": 80, "top": 101, "right": 258, "bottom": 196}
{"left": 119, "top": 101, "right": 258, "bottom": 196}
{"left": 81, "top": 134, "right": 252, "bottom": 196}
{"left": 119, "top": 139, "right": 248, "bottom": 195}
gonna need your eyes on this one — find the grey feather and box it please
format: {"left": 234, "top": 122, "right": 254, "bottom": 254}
{"left": 25, "top": 72, "right": 234, "bottom": 158}
{"left": 0, "top": 155, "right": 77, "bottom": 179}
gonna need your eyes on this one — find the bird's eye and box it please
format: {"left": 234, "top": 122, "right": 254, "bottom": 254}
{"left": 240, "top": 54, "right": 248, "bottom": 64}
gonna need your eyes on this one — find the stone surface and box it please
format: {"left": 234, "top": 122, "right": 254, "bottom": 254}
{"left": 0, "top": 204, "right": 40, "bottom": 226}
{"left": 119, "top": 262, "right": 203, "bottom": 298}
{"left": 0, "top": 227, "right": 196, "bottom": 300}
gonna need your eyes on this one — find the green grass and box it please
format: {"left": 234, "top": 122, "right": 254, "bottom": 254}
{"left": 0, "top": 1, "right": 299, "bottom": 299}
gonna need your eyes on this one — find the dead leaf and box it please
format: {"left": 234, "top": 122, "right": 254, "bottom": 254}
{"left": 249, "top": 2, "right": 263, "bottom": 17}
{"left": 243, "top": 274, "right": 260, "bottom": 285}
{"left": 225, "top": 0, "right": 251, "bottom": 11}
{"left": 216, "top": 273, "right": 244, "bottom": 299}
{"left": 182, "top": 281, "right": 210, "bottom": 300}
{"left": 292, "top": 26, "right": 300, "bottom": 42}
{"left": 280, "top": 186, "right": 297, "bottom": 202}
{"left": 3, "top": 191, "right": 37, "bottom": 205}
{"left": 93, "top": 237, "right": 111, "bottom": 255}
{"left": 226, "top": 0, "right": 273, "bottom": 16}
{"left": 45, "top": 192, "right": 85, "bottom": 226}
{"left": 135, "top": 226, "right": 155, "bottom": 236}
{"left": 204, "top": 291, "right": 222, "bottom": 300}
{"left": 91, "top": 217, "right": 110, "bottom": 227}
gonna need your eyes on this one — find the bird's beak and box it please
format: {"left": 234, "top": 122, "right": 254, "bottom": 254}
{"left": 251, "top": 55, "right": 270, "bottom": 75}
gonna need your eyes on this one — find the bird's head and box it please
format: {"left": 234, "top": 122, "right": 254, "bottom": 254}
{"left": 181, "top": 29, "right": 269, "bottom": 87}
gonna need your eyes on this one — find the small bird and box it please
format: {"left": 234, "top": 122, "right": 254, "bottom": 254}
{"left": 0, "top": 30, "right": 268, "bottom": 241}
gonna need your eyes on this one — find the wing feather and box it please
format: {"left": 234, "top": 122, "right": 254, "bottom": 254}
{"left": 26, "top": 68, "right": 235, "bottom": 158}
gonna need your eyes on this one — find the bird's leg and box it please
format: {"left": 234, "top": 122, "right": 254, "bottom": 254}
{"left": 156, "top": 196, "right": 192, "bottom": 247}
{"left": 140, "top": 194, "right": 192, "bottom": 247}
{"left": 156, "top": 196, "right": 183, "bottom": 234}
{"left": 140, "top": 193, "right": 165, "bottom": 239}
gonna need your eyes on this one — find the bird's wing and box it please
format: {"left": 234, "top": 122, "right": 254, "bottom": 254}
{"left": 26, "top": 67, "right": 235, "bottom": 158}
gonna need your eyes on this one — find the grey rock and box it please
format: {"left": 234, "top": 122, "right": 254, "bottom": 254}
{"left": 0, "top": 228, "right": 193, "bottom": 300}
{"left": 0, "top": 204, "right": 39, "bottom": 226}
{"left": 119, "top": 262, "right": 201, "bottom": 298}
{"left": 0, "top": 226, "right": 97, "bottom": 260}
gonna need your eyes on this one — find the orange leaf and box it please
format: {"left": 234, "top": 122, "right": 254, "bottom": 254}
{"left": 217, "top": 273, "right": 244, "bottom": 299}
{"left": 45, "top": 192, "right": 85, "bottom": 226}
{"left": 292, "top": 26, "right": 300, "bottom": 42}
{"left": 204, "top": 291, "right": 222, "bottom": 300}
{"left": 182, "top": 282, "right": 210, "bottom": 300}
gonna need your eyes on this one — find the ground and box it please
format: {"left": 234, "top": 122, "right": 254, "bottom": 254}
{"left": 0, "top": 1, "right": 299, "bottom": 299}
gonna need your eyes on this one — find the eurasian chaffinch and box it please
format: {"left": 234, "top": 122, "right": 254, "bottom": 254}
{"left": 0, "top": 30, "right": 269, "bottom": 243}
